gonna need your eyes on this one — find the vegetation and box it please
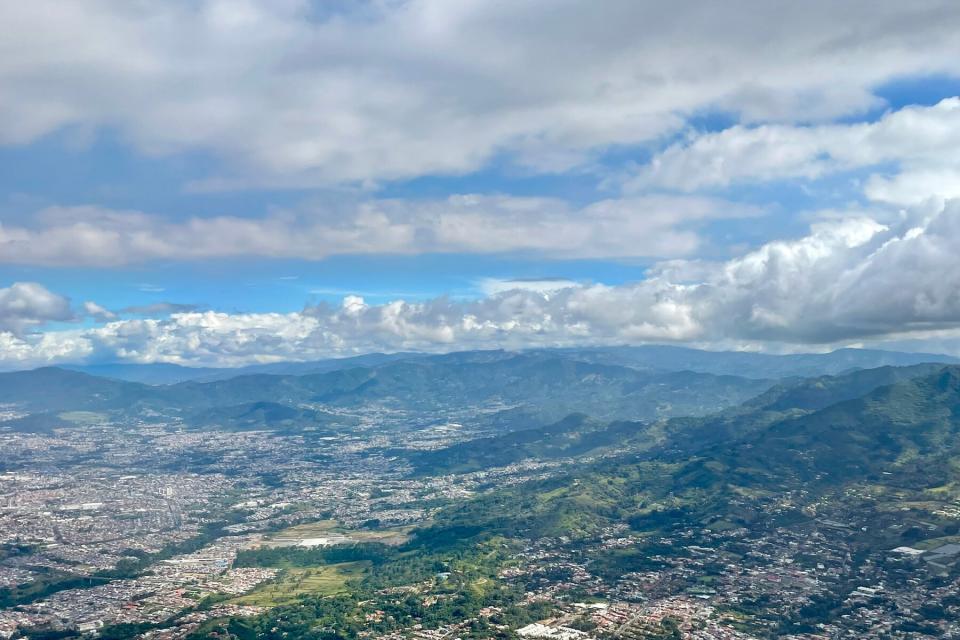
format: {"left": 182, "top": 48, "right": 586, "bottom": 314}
{"left": 414, "top": 366, "right": 960, "bottom": 546}
{"left": 0, "top": 351, "right": 776, "bottom": 434}
{"left": 230, "top": 563, "right": 367, "bottom": 606}
{"left": 198, "top": 535, "right": 550, "bottom": 640}
{"left": 11, "top": 355, "right": 960, "bottom": 639}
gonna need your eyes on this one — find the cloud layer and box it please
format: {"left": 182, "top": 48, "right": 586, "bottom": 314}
{"left": 3, "top": 2, "right": 960, "bottom": 365}
{"left": 3, "top": 1, "right": 960, "bottom": 186}
{"left": 5, "top": 198, "right": 960, "bottom": 367}
{"left": 628, "top": 98, "right": 960, "bottom": 203}
{"left": 0, "top": 283, "right": 74, "bottom": 335}
{"left": 0, "top": 195, "right": 754, "bottom": 266}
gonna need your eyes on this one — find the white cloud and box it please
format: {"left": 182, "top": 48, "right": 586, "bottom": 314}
{"left": 864, "top": 168, "right": 960, "bottom": 205}
{"left": 81, "top": 300, "right": 117, "bottom": 322}
{"left": 7, "top": 199, "right": 960, "bottom": 366}
{"left": 629, "top": 97, "right": 960, "bottom": 199}
{"left": 0, "top": 283, "right": 73, "bottom": 334}
{"left": 1, "top": 1, "right": 959, "bottom": 186}
{"left": 476, "top": 278, "right": 580, "bottom": 297}
{"left": 0, "top": 195, "right": 756, "bottom": 266}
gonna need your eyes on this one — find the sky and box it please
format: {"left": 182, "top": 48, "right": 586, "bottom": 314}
{"left": 3, "top": 0, "right": 960, "bottom": 367}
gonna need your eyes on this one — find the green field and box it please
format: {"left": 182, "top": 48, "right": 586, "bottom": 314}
{"left": 265, "top": 520, "right": 414, "bottom": 546}
{"left": 269, "top": 519, "right": 338, "bottom": 537}
{"left": 230, "top": 561, "right": 369, "bottom": 606}
{"left": 58, "top": 411, "right": 108, "bottom": 425}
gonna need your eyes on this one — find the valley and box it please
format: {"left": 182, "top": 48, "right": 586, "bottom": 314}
{"left": 1, "top": 347, "right": 959, "bottom": 639}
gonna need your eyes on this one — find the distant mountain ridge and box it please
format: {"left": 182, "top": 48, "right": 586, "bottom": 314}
{"left": 531, "top": 345, "right": 960, "bottom": 378}
{"left": 429, "top": 364, "right": 960, "bottom": 542}
{"left": 3, "top": 347, "right": 957, "bottom": 439}
{"left": 57, "top": 345, "right": 959, "bottom": 384}
{"left": 409, "top": 362, "right": 953, "bottom": 474}
{"left": 0, "top": 352, "right": 775, "bottom": 432}
{"left": 61, "top": 352, "right": 424, "bottom": 385}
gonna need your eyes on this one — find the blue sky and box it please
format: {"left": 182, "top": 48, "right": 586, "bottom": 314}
{"left": 2, "top": 1, "right": 960, "bottom": 366}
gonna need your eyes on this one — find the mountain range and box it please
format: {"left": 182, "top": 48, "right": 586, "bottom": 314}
{"left": 0, "top": 350, "right": 782, "bottom": 433}
{"left": 58, "top": 345, "right": 958, "bottom": 384}
{"left": 4, "top": 347, "right": 956, "bottom": 440}
{"left": 427, "top": 363, "right": 960, "bottom": 548}
{"left": 408, "top": 362, "right": 951, "bottom": 474}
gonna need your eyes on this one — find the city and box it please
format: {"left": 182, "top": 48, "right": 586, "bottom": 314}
{"left": 2, "top": 355, "right": 960, "bottom": 638}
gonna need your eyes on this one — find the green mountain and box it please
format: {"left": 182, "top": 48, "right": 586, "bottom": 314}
{"left": 744, "top": 362, "right": 947, "bottom": 412}
{"left": 7, "top": 347, "right": 952, "bottom": 435}
{"left": 155, "top": 354, "right": 772, "bottom": 423}
{"left": 718, "top": 366, "right": 960, "bottom": 484}
{"left": 428, "top": 365, "right": 960, "bottom": 541}
{"left": 535, "top": 345, "right": 958, "bottom": 379}
{"left": 56, "top": 346, "right": 959, "bottom": 384}
{"left": 0, "top": 354, "right": 773, "bottom": 432}
{"left": 411, "top": 363, "right": 949, "bottom": 475}
{"left": 185, "top": 401, "right": 358, "bottom": 432}
{"left": 61, "top": 362, "right": 225, "bottom": 385}
{"left": 283, "top": 354, "right": 771, "bottom": 420}
{"left": 61, "top": 353, "right": 426, "bottom": 384}
{"left": 407, "top": 414, "right": 651, "bottom": 475}
{"left": 0, "top": 367, "right": 151, "bottom": 412}
{"left": 657, "top": 361, "right": 952, "bottom": 455}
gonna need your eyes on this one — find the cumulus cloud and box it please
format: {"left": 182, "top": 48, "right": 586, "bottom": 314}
{"left": 81, "top": 301, "right": 117, "bottom": 322}
{"left": 0, "top": 283, "right": 74, "bottom": 335}
{"left": 476, "top": 278, "right": 580, "bottom": 297}
{"left": 0, "top": 195, "right": 756, "bottom": 266}
{"left": 2, "top": 1, "right": 959, "bottom": 186}
{"left": 865, "top": 168, "right": 960, "bottom": 206}
{"left": 7, "top": 199, "right": 960, "bottom": 366}
{"left": 628, "top": 97, "right": 960, "bottom": 201}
